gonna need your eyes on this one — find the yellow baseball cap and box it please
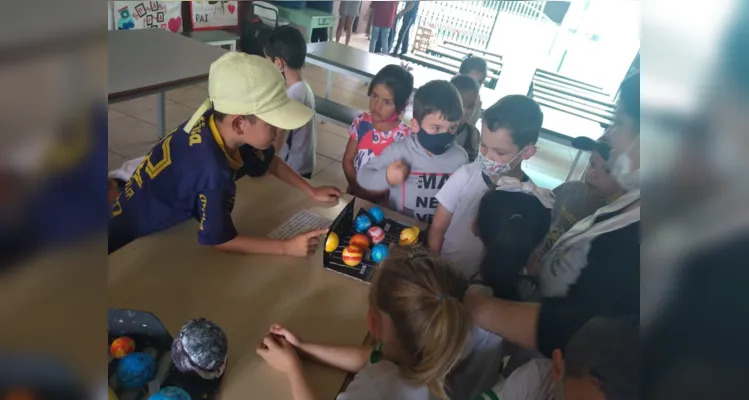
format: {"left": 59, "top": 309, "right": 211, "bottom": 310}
{"left": 184, "top": 52, "right": 314, "bottom": 132}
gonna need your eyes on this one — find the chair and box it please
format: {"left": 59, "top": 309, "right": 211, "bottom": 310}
{"left": 252, "top": 1, "right": 289, "bottom": 28}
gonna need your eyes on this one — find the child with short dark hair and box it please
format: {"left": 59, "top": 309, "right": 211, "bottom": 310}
{"left": 475, "top": 316, "right": 640, "bottom": 400}
{"left": 428, "top": 95, "right": 549, "bottom": 279}
{"left": 450, "top": 74, "right": 481, "bottom": 162}
{"left": 342, "top": 64, "right": 414, "bottom": 203}
{"left": 459, "top": 56, "right": 488, "bottom": 126}
{"left": 257, "top": 246, "right": 472, "bottom": 400}
{"left": 357, "top": 80, "right": 469, "bottom": 223}
{"left": 264, "top": 25, "right": 317, "bottom": 179}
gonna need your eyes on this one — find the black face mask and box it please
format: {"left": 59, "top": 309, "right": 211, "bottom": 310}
{"left": 417, "top": 128, "right": 455, "bottom": 155}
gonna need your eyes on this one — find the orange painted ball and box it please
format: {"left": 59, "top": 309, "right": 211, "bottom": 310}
{"left": 110, "top": 336, "right": 136, "bottom": 359}
{"left": 349, "top": 233, "right": 370, "bottom": 250}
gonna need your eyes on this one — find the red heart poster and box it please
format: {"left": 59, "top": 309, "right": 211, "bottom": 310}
{"left": 191, "top": 1, "right": 240, "bottom": 31}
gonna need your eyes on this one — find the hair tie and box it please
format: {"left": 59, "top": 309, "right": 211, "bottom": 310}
{"left": 437, "top": 294, "right": 445, "bottom": 303}
{"left": 510, "top": 214, "right": 523, "bottom": 220}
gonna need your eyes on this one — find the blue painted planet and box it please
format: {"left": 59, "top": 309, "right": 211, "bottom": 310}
{"left": 354, "top": 214, "right": 372, "bottom": 233}
{"left": 368, "top": 206, "right": 385, "bottom": 224}
{"left": 148, "top": 386, "right": 191, "bottom": 400}
{"left": 371, "top": 243, "right": 390, "bottom": 263}
{"left": 116, "top": 352, "right": 156, "bottom": 389}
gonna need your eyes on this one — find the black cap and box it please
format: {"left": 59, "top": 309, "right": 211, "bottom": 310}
{"left": 571, "top": 136, "right": 612, "bottom": 161}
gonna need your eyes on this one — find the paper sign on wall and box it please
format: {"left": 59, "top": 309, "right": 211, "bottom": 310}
{"left": 113, "top": 1, "right": 183, "bottom": 32}
{"left": 191, "top": 1, "right": 239, "bottom": 31}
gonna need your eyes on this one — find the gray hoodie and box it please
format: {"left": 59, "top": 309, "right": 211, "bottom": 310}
{"left": 357, "top": 135, "right": 468, "bottom": 224}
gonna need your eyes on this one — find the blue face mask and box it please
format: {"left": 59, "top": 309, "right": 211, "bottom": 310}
{"left": 417, "top": 128, "right": 455, "bottom": 155}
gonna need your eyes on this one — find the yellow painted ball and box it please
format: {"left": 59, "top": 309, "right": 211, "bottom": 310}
{"left": 109, "top": 388, "right": 119, "bottom": 400}
{"left": 325, "top": 232, "right": 340, "bottom": 253}
{"left": 399, "top": 226, "right": 420, "bottom": 246}
{"left": 342, "top": 245, "right": 364, "bottom": 267}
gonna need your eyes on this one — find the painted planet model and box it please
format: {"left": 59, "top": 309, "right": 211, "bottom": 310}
{"left": 116, "top": 352, "right": 156, "bottom": 389}
{"left": 368, "top": 206, "right": 385, "bottom": 224}
{"left": 171, "top": 318, "right": 228, "bottom": 379}
{"left": 325, "top": 231, "right": 340, "bottom": 252}
{"left": 110, "top": 336, "right": 136, "bottom": 359}
{"left": 399, "top": 226, "right": 420, "bottom": 246}
{"left": 370, "top": 243, "right": 390, "bottom": 263}
{"left": 148, "top": 386, "right": 192, "bottom": 400}
{"left": 349, "top": 233, "right": 370, "bottom": 250}
{"left": 342, "top": 245, "right": 364, "bottom": 267}
{"left": 354, "top": 214, "right": 372, "bottom": 233}
{"left": 367, "top": 226, "right": 385, "bottom": 244}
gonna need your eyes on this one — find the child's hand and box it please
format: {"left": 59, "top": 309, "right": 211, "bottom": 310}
{"left": 270, "top": 324, "right": 303, "bottom": 347}
{"left": 310, "top": 185, "right": 342, "bottom": 204}
{"left": 256, "top": 334, "right": 302, "bottom": 374}
{"left": 282, "top": 228, "right": 328, "bottom": 257}
{"left": 386, "top": 160, "right": 410, "bottom": 186}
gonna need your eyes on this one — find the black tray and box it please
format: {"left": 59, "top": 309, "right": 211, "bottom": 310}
{"left": 322, "top": 198, "right": 425, "bottom": 282}
{"left": 108, "top": 309, "right": 223, "bottom": 400}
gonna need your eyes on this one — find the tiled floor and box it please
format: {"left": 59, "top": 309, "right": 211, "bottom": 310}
{"left": 108, "top": 33, "right": 583, "bottom": 189}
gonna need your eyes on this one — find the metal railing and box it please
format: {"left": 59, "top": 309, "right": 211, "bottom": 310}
{"left": 397, "top": 1, "right": 551, "bottom": 51}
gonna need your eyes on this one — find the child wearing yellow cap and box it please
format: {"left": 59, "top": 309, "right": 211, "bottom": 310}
{"left": 109, "top": 53, "right": 341, "bottom": 256}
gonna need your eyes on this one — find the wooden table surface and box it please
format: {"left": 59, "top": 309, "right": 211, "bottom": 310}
{"left": 108, "top": 175, "right": 425, "bottom": 399}
{"left": 108, "top": 29, "right": 226, "bottom": 102}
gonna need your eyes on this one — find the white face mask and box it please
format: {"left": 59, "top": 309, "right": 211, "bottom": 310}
{"left": 608, "top": 138, "right": 640, "bottom": 192}
{"left": 476, "top": 148, "right": 524, "bottom": 178}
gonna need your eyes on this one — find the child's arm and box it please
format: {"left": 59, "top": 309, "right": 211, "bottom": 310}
{"left": 269, "top": 155, "right": 341, "bottom": 203}
{"left": 356, "top": 146, "right": 405, "bottom": 191}
{"left": 342, "top": 137, "right": 360, "bottom": 190}
{"left": 256, "top": 335, "right": 318, "bottom": 400}
{"left": 297, "top": 343, "right": 371, "bottom": 373}
{"left": 212, "top": 229, "right": 327, "bottom": 257}
{"left": 271, "top": 325, "right": 370, "bottom": 373}
{"left": 287, "top": 368, "right": 317, "bottom": 400}
{"left": 428, "top": 205, "right": 453, "bottom": 254}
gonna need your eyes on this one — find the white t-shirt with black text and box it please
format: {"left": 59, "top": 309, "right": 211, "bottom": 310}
{"left": 435, "top": 162, "right": 491, "bottom": 279}
{"left": 278, "top": 81, "right": 316, "bottom": 176}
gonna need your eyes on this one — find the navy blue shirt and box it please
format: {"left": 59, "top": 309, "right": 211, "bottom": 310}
{"left": 109, "top": 109, "right": 274, "bottom": 253}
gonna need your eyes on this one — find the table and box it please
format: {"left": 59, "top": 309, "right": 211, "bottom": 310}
{"left": 108, "top": 176, "right": 425, "bottom": 399}
{"left": 183, "top": 30, "right": 240, "bottom": 52}
{"left": 108, "top": 29, "right": 227, "bottom": 137}
{"left": 277, "top": 6, "right": 338, "bottom": 43}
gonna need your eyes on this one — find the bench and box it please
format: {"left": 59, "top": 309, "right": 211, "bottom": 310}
{"left": 530, "top": 78, "right": 615, "bottom": 109}
{"left": 400, "top": 52, "right": 459, "bottom": 76}
{"left": 532, "top": 90, "right": 615, "bottom": 122}
{"left": 314, "top": 95, "right": 360, "bottom": 127}
{"left": 426, "top": 46, "right": 503, "bottom": 74}
{"left": 444, "top": 40, "right": 504, "bottom": 61}
{"left": 534, "top": 69, "right": 607, "bottom": 95}
{"left": 400, "top": 52, "right": 500, "bottom": 89}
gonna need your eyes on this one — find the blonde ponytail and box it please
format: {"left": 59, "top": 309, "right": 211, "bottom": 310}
{"left": 370, "top": 247, "right": 472, "bottom": 399}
